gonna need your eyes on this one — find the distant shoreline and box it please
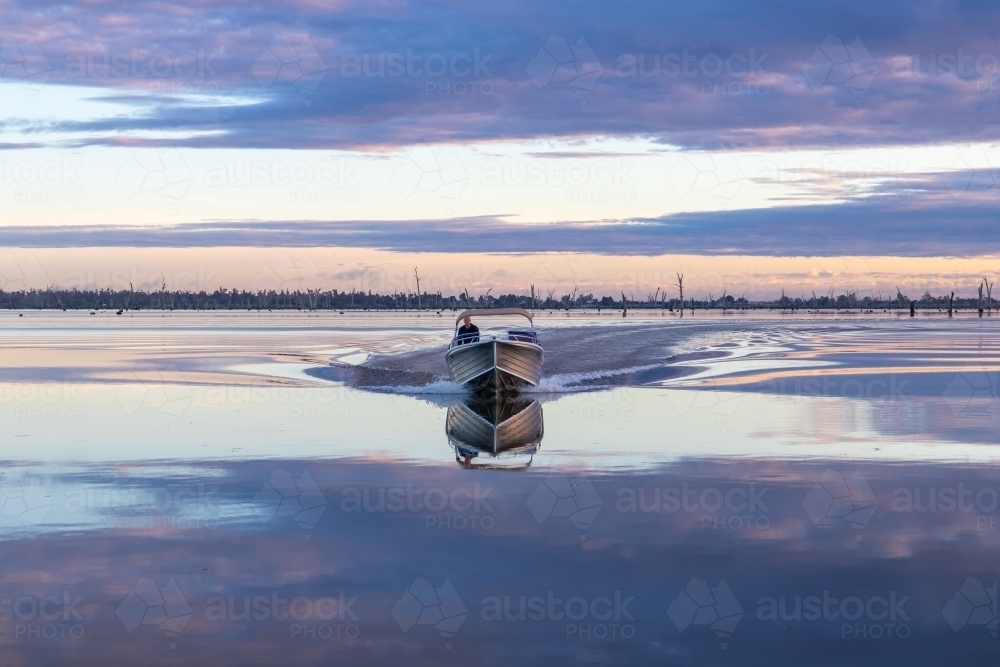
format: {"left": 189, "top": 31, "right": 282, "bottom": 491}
{"left": 0, "top": 287, "right": 994, "bottom": 314}
{"left": 2, "top": 307, "right": 997, "bottom": 318}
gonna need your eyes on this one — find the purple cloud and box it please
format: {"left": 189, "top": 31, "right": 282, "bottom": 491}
{"left": 1, "top": 187, "right": 996, "bottom": 256}
{"left": 4, "top": 0, "right": 1000, "bottom": 150}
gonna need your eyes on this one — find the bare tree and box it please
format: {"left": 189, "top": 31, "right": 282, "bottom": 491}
{"left": 413, "top": 267, "right": 422, "bottom": 310}
{"left": 674, "top": 273, "right": 684, "bottom": 317}
{"left": 621, "top": 291, "right": 627, "bottom": 317}
{"left": 530, "top": 284, "right": 536, "bottom": 310}
{"left": 984, "top": 277, "right": 994, "bottom": 315}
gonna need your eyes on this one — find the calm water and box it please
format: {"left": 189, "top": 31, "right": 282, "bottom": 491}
{"left": 1, "top": 311, "right": 998, "bottom": 665}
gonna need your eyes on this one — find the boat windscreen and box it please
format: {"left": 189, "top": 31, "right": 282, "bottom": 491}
{"left": 454, "top": 314, "right": 534, "bottom": 336}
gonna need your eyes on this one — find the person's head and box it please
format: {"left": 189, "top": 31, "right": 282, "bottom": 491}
{"left": 463, "top": 315, "right": 473, "bottom": 328}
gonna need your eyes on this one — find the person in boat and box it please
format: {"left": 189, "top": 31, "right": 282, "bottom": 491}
{"left": 456, "top": 315, "right": 480, "bottom": 344}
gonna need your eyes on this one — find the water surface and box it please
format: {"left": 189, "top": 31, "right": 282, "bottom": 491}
{"left": 1, "top": 311, "right": 998, "bottom": 664}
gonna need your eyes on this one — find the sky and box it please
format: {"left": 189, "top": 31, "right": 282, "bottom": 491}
{"left": 1, "top": 0, "right": 999, "bottom": 297}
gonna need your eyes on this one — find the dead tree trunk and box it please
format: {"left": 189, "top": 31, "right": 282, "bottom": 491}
{"left": 413, "top": 267, "right": 421, "bottom": 310}
{"left": 675, "top": 273, "right": 684, "bottom": 318}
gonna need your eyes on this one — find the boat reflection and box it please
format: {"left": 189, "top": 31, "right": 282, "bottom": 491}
{"left": 446, "top": 393, "right": 544, "bottom": 469}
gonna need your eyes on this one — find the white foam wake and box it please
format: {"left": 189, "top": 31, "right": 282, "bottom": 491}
{"left": 360, "top": 378, "right": 466, "bottom": 395}
{"left": 525, "top": 364, "right": 661, "bottom": 393}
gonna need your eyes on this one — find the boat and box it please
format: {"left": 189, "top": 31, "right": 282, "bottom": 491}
{"left": 446, "top": 394, "right": 543, "bottom": 469}
{"left": 445, "top": 308, "right": 543, "bottom": 391}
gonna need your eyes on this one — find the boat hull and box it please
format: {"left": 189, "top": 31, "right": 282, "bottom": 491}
{"left": 446, "top": 339, "right": 543, "bottom": 390}
{"left": 446, "top": 397, "right": 544, "bottom": 456}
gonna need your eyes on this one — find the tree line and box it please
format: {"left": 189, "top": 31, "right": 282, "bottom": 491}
{"left": 0, "top": 284, "right": 995, "bottom": 313}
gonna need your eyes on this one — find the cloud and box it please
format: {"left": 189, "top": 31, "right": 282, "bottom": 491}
{"left": 2, "top": 192, "right": 997, "bottom": 256}
{"left": 3, "top": 1, "right": 1000, "bottom": 150}
{"left": 0, "top": 457, "right": 996, "bottom": 664}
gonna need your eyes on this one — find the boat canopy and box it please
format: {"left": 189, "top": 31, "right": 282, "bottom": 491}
{"left": 455, "top": 308, "right": 533, "bottom": 325}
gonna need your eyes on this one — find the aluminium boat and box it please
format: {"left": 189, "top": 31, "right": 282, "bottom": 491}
{"left": 447, "top": 394, "right": 543, "bottom": 469}
{"left": 445, "top": 308, "right": 543, "bottom": 391}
